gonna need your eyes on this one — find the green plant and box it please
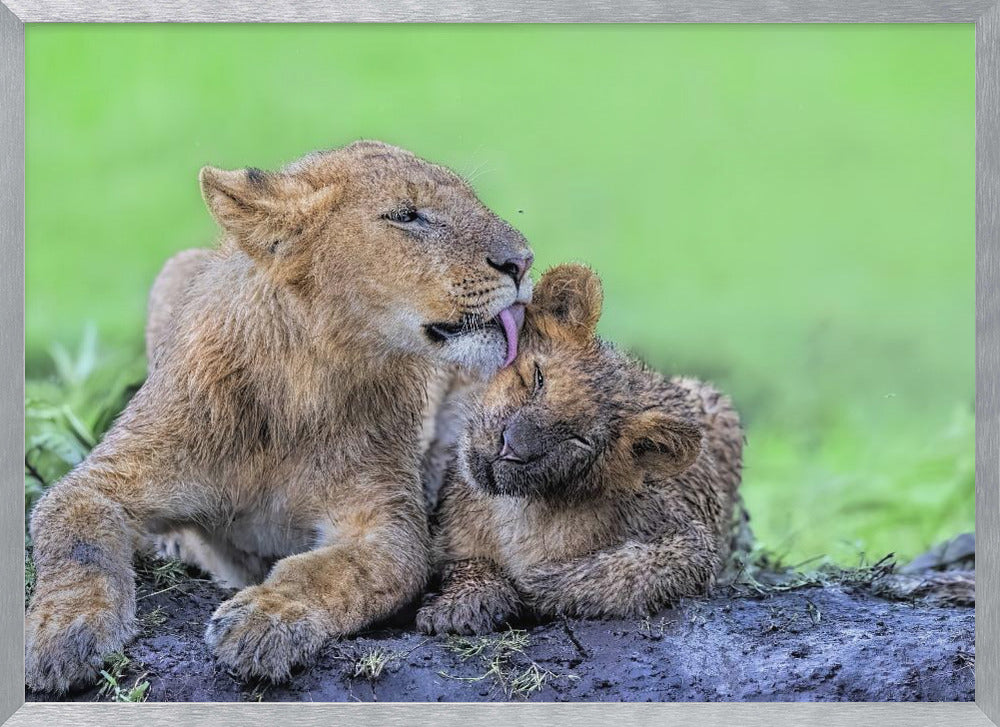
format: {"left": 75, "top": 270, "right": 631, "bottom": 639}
{"left": 135, "top": 554, "right": 190, "bottom": 588}
{"left": 349, "top": 640, "right": 429, "bottom": 683}
{"left": 24, "top": 325, "right": 145, "bottom": 523}
{"left": 24, "top": 541, "right": 36, "bottom": 608}
{"left": 97, "top": 652, "right": 150, "bottom": 703}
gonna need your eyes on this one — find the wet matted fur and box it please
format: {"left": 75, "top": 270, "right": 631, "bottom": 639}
{"left": 418, "top": 264, "right": 744, "bottom": 634}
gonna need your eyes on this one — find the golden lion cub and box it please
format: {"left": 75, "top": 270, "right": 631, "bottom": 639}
{"left": 417, "top": 264, "right": 743, "bottom": 634}
{"left": 26, "top": 141, "right": 533, "bottom": 692}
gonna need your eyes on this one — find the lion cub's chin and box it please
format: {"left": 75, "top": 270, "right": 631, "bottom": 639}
{"left": 424, "top": 301, "right": 528, "bottom": 377}
{"left": 432, "top": 327, "right": 516, "bottom": 378}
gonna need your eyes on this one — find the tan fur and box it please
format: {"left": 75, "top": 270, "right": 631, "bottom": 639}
{"left": 25, "top": 140, "right": 533, "bottom": 692}
{"left": 145, "top": 247, "right": 211, "bottom": 371}
{"left": 417, "top": 264, "right": 744, "bottom": 634}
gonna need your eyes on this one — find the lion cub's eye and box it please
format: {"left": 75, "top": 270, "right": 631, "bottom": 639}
{"left": 532, "top": 363, "right": 545, "bottom": 396}
{"left": 382, "top": 207, "right": 423, "bottom": 225}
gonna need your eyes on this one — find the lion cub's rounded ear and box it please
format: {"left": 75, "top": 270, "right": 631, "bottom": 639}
{"left": 625, "top": 409, "right": 703, "bottom": 477}
{"left": 532, "top": 263, "right": 603, "bottom": 338}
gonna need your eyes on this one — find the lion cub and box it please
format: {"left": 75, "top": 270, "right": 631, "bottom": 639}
{"left": 26, "top": 141, "right": 533, "bottom": 692}
{"left": 417, "top": 264, "right": 743, "bottom": 634}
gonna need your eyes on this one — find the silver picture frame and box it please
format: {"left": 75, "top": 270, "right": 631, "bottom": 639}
{"left": 1, "top": 2, "right": 996, "bottom": 724}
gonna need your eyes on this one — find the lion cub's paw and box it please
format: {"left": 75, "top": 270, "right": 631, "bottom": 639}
{"left": 25, "top": 592, "right": 134, "bottom": 694}
{"left": 153, "top": 533, "right": 183, "bottom": 561}
{"left": 416, "top": 585, "right": 520, "bottom": 636}
{"left": 205, "top": 586, "right": 328, "bottom": 682}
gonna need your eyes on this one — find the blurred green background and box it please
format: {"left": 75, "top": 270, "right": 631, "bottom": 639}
{"left": 25, "top": 24, "right": 973, "bottom": 565}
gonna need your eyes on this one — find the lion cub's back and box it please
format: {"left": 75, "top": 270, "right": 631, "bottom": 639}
{"left": 146, "top": 248, "right": 213, "bottom": 368}
{"left": 669, "top": 375, "right": 743, "bottom": 500}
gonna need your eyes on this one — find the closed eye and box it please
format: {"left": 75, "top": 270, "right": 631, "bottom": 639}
{"left": 381, "top": 206, "right": 429, "bottom": 226}
{"left": 532, "top": 362, "right": 545, "bottom": 396}
{"left": 567, "top": 435, "right": 593, "bottom": 451}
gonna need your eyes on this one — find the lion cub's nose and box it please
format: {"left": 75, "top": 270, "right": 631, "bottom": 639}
{"left": 488, "top": 254, "right": 533, "bottom": 285}
{"left": 498, "top": 428, "right": 525, "bottom": 463}
{"left": 498, "top": 415, "right": 543, "bottom": 463}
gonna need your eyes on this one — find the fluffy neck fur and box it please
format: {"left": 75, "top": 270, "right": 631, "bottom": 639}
{"left": 155, "top": 248, "right": 434, "bottom": 459}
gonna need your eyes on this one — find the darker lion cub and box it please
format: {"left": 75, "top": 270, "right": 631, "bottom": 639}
{"left": 417, "top": 264, "right": 743, "bottom": 633}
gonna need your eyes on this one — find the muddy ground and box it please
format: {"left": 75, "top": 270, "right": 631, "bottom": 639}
{"left": 27, "top": 565, "right": 974, "bottom": 703}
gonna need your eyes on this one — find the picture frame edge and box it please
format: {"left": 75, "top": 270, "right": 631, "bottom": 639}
{"left": 2, "top": 1, "right": 994, "bottom": 723}
{"left": 976, "top": 0, "right": 1000, "bottom": 724}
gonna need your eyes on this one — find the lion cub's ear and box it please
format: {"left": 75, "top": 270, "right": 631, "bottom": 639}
{"left": 200, "top": 167, "right": 277, "bottom": 235}
{"left": 625, "top": 409, "right": 703, "bottom": 477}
{"left": 531, "top": 263, "right": 603, "bottom": 339}
{"left": 199, "top": 166, "right": 323, "bottom": 261}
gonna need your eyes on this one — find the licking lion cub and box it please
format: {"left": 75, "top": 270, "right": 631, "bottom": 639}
{"left": 417, "top": 264, "right": 743, "bottom": 633}
{"left": 26, "top": 141, "right": 533, "bottom": 692}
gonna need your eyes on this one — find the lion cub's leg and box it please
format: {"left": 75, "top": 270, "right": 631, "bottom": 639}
{"left": 153, "top": 528, "right": 270, "bottom": 589}
{"left": 416, "top": 559, "right": 522, "bottom": 635}
{"left": 417, "top": 469, "right": 517, "bottom": 635}
{"left": 24, "top": 403, "right": 218, "bottom": 694}
{"left": 26, "top": 475, "right": 139, "bottom": 694}
{"left": 203, "top": 480, "right": 431, "bottom": 682}
{"left": 25, "top": 425, "right": 199, "bottom": 694}
{"left": 515, "top": 522, "right": 722, "bottom": 619}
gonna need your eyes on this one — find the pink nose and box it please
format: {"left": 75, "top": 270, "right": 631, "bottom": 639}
{"left": 488, "top": 254, "right": 533, "bottom": 285}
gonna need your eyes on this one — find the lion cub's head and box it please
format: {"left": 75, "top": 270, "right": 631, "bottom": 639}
{"left": 199, "top": 140, "right": 533, "bottom": 373}
{"left": 459, "top": 264, "right": 703, "bottom": 501}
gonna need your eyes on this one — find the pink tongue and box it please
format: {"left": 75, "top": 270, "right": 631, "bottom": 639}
{"left": 498, "top": 307, "right": 520, "bottom": 368}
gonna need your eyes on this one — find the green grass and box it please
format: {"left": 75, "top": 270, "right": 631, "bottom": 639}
{"left": 24, "top": 24, "right": 974, "bottom": 564}
{"left": 97, "top": 652, "right": 150, "bottom": 703}
{"left": 24, "top": 327, "right": 145, "bottom": 522}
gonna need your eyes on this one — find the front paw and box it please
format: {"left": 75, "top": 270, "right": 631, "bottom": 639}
{"left": 516, "top": 564, "right": 575, "bottom": 615}
{"left": 416, "top": 587, "right": 519, "bottom": 636}
{"left": 205, "top": 586, "right": 328, "bottom": 682}
{"left": 25, "top": 589, "right": 135, "bottom": 694}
